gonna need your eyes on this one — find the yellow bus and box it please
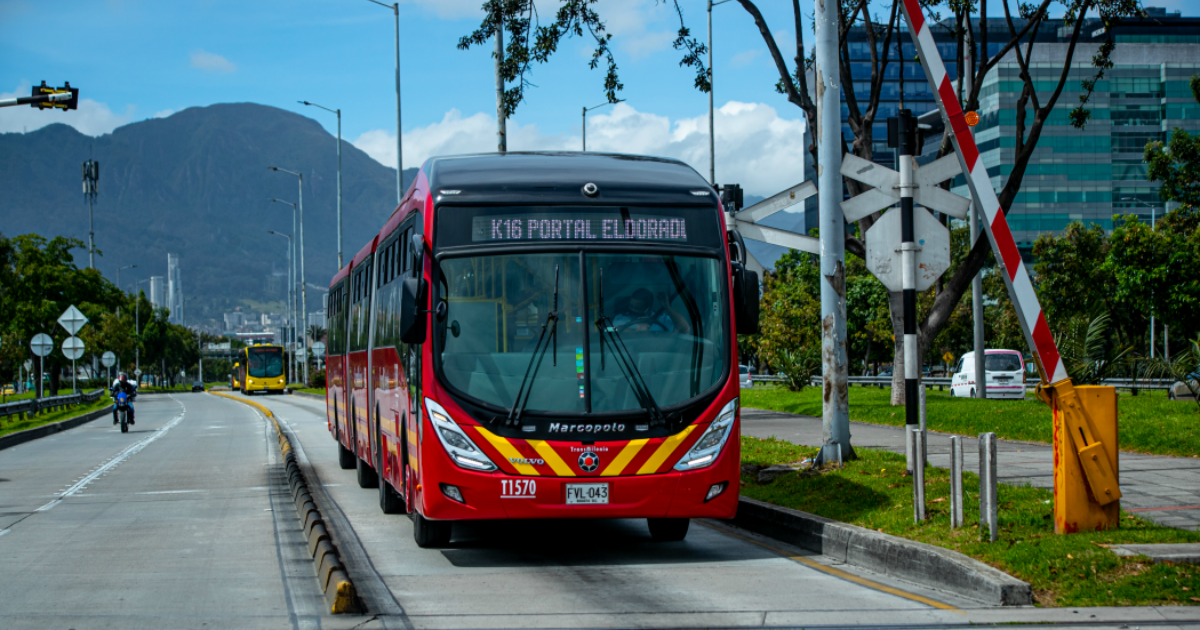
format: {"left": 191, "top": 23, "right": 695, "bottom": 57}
{"left": 238, "top": 344, "right": 287, "bottom": 395}
{"left": 231, "top": 363, "right": 242, "bottom": 390}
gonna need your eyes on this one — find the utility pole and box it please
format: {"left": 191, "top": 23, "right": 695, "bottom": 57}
{"left": 965, "top": 19, "right": 986, "bottom": 400}
{"left": 300, "top": 101, "right": 344, "bottom": 269}
{"left": 495, "top": 6, "right": 506, "bottom": 153}
{"left": 815, "top": 0, "right": 852, "bottom": 465}
{"left": 83, "top": 159, "right": 98, "bottom": 269}
{"left": 896, "top": 109, "right": 920, "bottom": 451}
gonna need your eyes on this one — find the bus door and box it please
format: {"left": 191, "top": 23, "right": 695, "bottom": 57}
{"left": 349, "top": 257, "right": 374, "bottom": 461}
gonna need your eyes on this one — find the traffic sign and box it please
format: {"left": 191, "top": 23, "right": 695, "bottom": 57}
{"left": 30, "top": 333, "right": 54, "bottom": 357}
{"left": 135, "top": 368, "right": 143, "bottom": 376}
{"left": 62, "top": 336, "right": 85, "bottom": 360}
{"left": 839, "top": 154, "right": 972, "bottom": 222}
{"left": 865, "top": 206, "right": 951, "bottom": 293}
{"left": 311, "top": 342, "right": 326, "bottom": 359}
{"left": 58, "top": 305, "right": 89, "bottom": 336}
{"left": 101, "top": 351, "right": 116, "bottom": 368}
{"left": 24, "top": 359, "right": 33, "bottom": 371}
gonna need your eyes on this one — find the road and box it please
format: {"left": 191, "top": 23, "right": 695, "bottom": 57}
{"left": 2, "top": 391, "right": 1198, "bottom": 629}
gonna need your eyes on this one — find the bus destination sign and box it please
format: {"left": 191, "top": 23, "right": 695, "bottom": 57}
{"left": 472, "top": 213, "right": 688, "bottom": 243}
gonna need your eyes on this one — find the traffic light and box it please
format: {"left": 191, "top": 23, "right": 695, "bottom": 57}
{"left": 31, "top": 81, "right": 78, "bottom": 111}
{"left": 720, "top": 184, "right": 744, "bottom": 212}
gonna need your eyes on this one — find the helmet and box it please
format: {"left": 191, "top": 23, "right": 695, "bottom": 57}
{"left": 119, "top": 373, "right": 128, "bottom": 382}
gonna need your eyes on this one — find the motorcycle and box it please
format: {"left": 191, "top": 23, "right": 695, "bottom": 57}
{"left": 114, "top": 391, "right": 132, "bottom": 433}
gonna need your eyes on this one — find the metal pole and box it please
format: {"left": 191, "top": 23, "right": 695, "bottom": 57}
{"left": 1151, "top": 205, "right": 1156, "bottom": 358}
{"left": 911, "top": 427, "right": 925, "bottom": 522}
{"left": 299, "top": 175, "right": 309, "bottom": 385}
{"left": 815, "top": 0, "right": 851, "bottom": 465}
{"left": 582, "top": 107, "right": 587, "bottom": 151}
{"left": 707, "top": 0, "right": 715, "bottom": 185}
{"left": 967, "top": 18, "right": 985, "bottom": 402}
{"left": 899, "top": 109, "right": 919, "bottom": 469}
{"left": 393, "top": 3, "right": 403, "bottom": 201}
{"left": 88, "top": 194, "right": 95, "bottom": 269}
{"left": 950, "top": 435, "right": 964, "bottom": 528}
{"left": 337, "top": 109, "right": 343, "bottom": 269}
{"left": 980, "top": 432, "right": 998, "bottom": 542}
{"left": 495, "top": 7, "right": 506, "bottom": 153}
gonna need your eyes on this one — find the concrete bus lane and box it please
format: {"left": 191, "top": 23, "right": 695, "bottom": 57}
{"left": 0, "top": 392, "right": 360, "bottom": 630}
{"left": 248, "top": 392, "right": 992, "bottom": 630}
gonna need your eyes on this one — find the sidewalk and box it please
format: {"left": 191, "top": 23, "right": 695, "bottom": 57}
{"left": 741, "top": 407, "right": 1200, "bottom": 532}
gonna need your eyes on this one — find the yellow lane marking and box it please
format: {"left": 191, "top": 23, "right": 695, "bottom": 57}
{"left": 528, "top": 440, "right": 575, "bottom": 477}
{"left": 696, "top": 521, "right": 961, "bottom": 612}
{"left": 601, "top": 438, "right": 649, "bottom": 477}
{"left": 637, "top": 425, "right": 697, "bottom": 475}
{"left": 473, "top": 427, "right": 540, "bottom": 476}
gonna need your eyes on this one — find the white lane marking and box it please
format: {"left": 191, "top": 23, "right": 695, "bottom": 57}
{"left": 0, "top": 529, "right": 10, "bottom": 538}
{"left": 30, "top": 396, "right": 188, "bottom": 513}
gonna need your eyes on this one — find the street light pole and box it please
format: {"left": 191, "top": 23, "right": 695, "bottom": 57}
{"left": 495, "top": 4, "right": 506, "bottom": 153}
{"left": 1122, "top": 196, "right": 1159, "bottom": 357}
{"left": 270, "top": 168, "right": 308, "bottom": 384}
{"left": 134, "top": 278, "right": 151, "bottom": 380}
{"left": 706, "top": 0, "right": 733, "bottom": 186}
{"left": 300, "top": 101, "right": 344, "bottom": 270}
{"left": 364, "top": 0, "right": 403, "bottom": 200}
{"left": 117, "top": 264, "right": 136, "bottom": 316}
{"left": 268, "top": 229, "right": 295, "bottom": 383}
{"left": 270, "top": 196, "right": 301, "bottom": 383}
{"left": 581, "top": 100, "right": 625, "bottom": 151}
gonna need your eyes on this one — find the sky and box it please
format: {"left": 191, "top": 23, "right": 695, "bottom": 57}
{"left": 3, "top": 0, "right": 1197, "bottom": 198}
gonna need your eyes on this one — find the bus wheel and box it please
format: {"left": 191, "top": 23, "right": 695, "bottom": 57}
{"left": 413, "top": 511, "right": 451, "bottom": 548}
{"left": 357, "top": 456, "right": 379, "bottom": 489}
{"left": 380, "top": 479, "right": 405, "bottom": 514}
{"left": 337, "top": 441, "right": 356, "bottom": 470}
{"left": 647, "top": 518, "right": 690, "bottom": 542}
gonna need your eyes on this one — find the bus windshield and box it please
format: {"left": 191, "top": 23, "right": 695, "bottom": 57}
{"left": 248, "top": 348, "right": 284, "bottom": 378}
{"left": 436, "top": 252, "right": 728, "bottom": 415}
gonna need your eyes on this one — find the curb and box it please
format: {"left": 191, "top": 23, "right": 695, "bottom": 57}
{"left": 210, "top": 391, "right": 361, "bottom": 614}
{"left": 0, "top": 405, "right": 112, "bottom": 452}
{"left": 732, "top": 496, "right": 1033, "bottom": 606}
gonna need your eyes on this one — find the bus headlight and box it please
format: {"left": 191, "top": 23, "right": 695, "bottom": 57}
{"left": 424, "top": 398, "right": 497, "bottom": 472}
{"left": 674, "top": 398, "right": 737, "bottom": 471}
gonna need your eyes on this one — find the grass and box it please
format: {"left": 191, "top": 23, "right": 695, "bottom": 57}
{"left": 742, "top": 385, "right": 1200, "bottom": 458}
{"left": 291, "top": 387, "right": 324, "bottom": 395}
{"left": 0, "top": 398, "right": 113, "bottom": 438}
{"left": 740, "top": 435, "right": 1200, "bottom": 607}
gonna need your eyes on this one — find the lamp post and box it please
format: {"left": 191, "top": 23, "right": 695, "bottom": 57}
{"left": 300, "top": 101, "right": 344, "bottom": 270}
{"left": 117, "top": 264, "right": 136, "bottom": 316}
{"left": 707, "top": 0, "right": 734, "bottom": 185}
{"left": 581, "top": 100, "right": 625, "bottom": 151}
{"left": 364, "top": 0, "right": 403, "bottom": 201}
{"left": 269, "top": 198, "right": 300, "bottom": 382}
{"left": 1122, "top": 196, "right": 1160, "bottom": 358}
{"left": 267, "top": 229, "right": 296, "bottom": 384}
{"left": 134, "top": 278, "right": 151, "bottom": 380}
{"left": 268, "top": 167, "right": 308, "bottom": 384}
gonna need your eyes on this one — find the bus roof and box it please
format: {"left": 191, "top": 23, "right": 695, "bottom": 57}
{"left": 426, "top": 152, "right": 714, "bottom": 205}
{"left": 351, "top": 235, "right": 378, "bottom": 267}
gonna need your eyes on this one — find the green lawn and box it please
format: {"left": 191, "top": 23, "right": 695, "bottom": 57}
{"left": 290, "top": 387, "right": 324, "bottom": 395}
{"left": 741, "top": 385, "right": 1200, "bottom": 458}
{"left": 0, "top": 398, "right": 113, "bottom": 438}
{"left": 740, "top": 435, "right": 1200, "bottom": 607}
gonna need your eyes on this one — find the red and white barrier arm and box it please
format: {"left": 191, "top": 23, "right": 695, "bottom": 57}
{"left": 899, "top": 0, "right": 1067, "bottom": 386}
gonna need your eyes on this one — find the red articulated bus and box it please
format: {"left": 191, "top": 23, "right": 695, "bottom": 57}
{"left": 325, "top": 152, "right": 759, "bottom": 547}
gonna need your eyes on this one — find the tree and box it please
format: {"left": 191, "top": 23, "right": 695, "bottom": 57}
{"left": 697, "top": 0, "right": 1140, "bottom": 404}
{"left": 1145, "top": 75, "right": 1200, "bottom": 209}
{"left": 308, "top": 325, "right": 327, "bottom": 343}
{"left": 757, "top": 250, "right": 822, "bottom": 379}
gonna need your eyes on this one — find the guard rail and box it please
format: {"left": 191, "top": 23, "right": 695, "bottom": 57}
{"left": 747, "top": 375, "right": 1172, "bottom": 391}
{"left": 0, "top": 389, "right": 106, "bottom": 420}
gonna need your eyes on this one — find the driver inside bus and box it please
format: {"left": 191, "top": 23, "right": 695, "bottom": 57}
{"left": 612, "top": 288, "right": 691, "bottom": 334}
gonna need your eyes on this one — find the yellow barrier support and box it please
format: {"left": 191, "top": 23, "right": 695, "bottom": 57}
{"left": 1049, "top": 384, "right": 1120, "bottom": 533}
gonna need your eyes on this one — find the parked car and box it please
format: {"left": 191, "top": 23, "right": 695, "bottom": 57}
{"left": 739, "top": 365, "right": 753, "bottom": 389}
{"left": 950, "top": 350, "right": 1025, "bottom": 399}
{"left": 2, "top": 384, "right": 14, "bottom": 396}
{"left": 1169, "top": 373, "right": 1199, "bottom": 401}
{"left": 191, "top": 380, "right": 206, "bottom": 392}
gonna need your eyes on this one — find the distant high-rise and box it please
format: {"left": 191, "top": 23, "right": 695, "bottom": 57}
{"left": 149, "top": 276, "right": 165, "bottom": 309}
{"left": 166, "top": 253, "right": 183, "bottom": 323}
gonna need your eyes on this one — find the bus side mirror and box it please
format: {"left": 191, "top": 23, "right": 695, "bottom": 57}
{"left": 732, "top": 262, "right": 760, "bottom": 335}
{"left": 410, "top": 233, "right": 424, "bottom": 276}
{"left": 400, "top": 276, "right": 427, "bottom": 344}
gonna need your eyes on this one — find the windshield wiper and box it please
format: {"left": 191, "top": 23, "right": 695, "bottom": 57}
{"left": 595, "top": 269, "right": 668, "bottom": 429}
{"left": 505, "top": 265, "right": 559, "bottom": 428}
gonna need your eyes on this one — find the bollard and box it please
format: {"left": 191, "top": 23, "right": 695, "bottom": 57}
{"left": 950, "top": 436, "right": 964, "bottom": 528}
{"left": 918, "top": 385, "right": 928, "bottom": 466}
{"left": 911, "top": 427, "right": 926, "bottom": 522}
{"left": 979, "top": 432, "right": 998, "bottom": 542}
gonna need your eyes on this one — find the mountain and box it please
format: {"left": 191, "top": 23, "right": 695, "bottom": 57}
{"left": 0, "top": 103, "right": 416, "bottom": 330}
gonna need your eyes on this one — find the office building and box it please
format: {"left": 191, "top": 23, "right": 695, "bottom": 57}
{"left": 149, "top": 276, "right": 165, "bottom": 309}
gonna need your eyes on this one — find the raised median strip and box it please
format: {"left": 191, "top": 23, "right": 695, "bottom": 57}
{"left": 0, "top": 405, "right": 112, "bottom": 451}
{"left": 732, "top": 496, "right": 1032, "bottom": 606}
{"left": 209, "top": 391, "right": 361, "bottom": 614}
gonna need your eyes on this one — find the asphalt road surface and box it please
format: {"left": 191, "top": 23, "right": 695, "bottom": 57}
{"left": 3, "top": 391, "right": 1199, "bottom": 629}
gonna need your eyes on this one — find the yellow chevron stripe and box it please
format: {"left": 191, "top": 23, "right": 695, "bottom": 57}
{"left": 527, "top": 440, "right": 575, "bottom": 477}
{"left": 408, "top": 453, "right": 419, "bottom": 472}
{"left": 601, "top": 439, "right": 649, "bottom": 477}
{"left": 637, "top": 425, "right": 697, "bottom": 475}
{"left": 474, "top": 427, "right": 540, "bottom": 476}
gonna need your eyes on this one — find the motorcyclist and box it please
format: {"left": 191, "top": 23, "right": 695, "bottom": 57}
{"left": 111, "top": 373, "right": 137, "bottom": 426}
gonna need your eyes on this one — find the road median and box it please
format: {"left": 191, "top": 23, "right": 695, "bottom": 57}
{"left": 0, "top": 401, "right": 112, "bottom": 450}
{"left": 209, "top": 391, "right": 361, "bottom": 614}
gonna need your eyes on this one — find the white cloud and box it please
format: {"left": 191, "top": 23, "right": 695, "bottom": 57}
{"left": 190, "top": 50, "right": 236, "bottom": 74}
{"left": 0, "top": 83, "right": 133, "bottom": 136}
{"left": 353, "top": 101, "right": 806, "bottom": 197}
{"left": 730, "top": 49, "right": 761, "bottom": 68}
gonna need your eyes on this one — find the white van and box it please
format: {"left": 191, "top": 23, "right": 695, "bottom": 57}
{"left": 950, "top": 350, "right": 1026, "bottom": 399}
